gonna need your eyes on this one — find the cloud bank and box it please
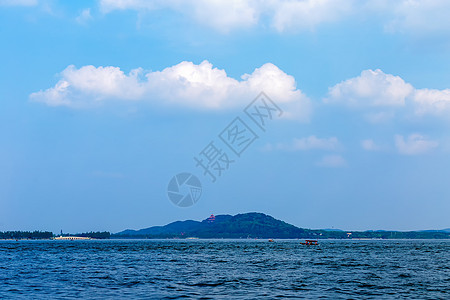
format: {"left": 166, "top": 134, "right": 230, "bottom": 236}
{"left": 30, "top": 60, "right": 310, "bottom": 120}
{"left": 326, "top": 69, "right": 450, "bottom": 118}
{"left": 32, "top": 62, "right": 450, "bottom": 159}
{"left": 98, "top": 0, "right": 450, "bottom": 34}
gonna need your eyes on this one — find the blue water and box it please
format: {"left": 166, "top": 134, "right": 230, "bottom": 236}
{"left": 1, "top": 239, "right": 449, "bottom": 299}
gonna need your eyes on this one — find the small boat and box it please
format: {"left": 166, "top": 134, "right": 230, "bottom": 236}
{"left": 268, "top": 239, "right": 274, "bottom": 242}
{"left": 53, "top": 236, "right": 91, "bottom": 240}
{"left": 301, "top": 240, "right": 318, "bottom": 245}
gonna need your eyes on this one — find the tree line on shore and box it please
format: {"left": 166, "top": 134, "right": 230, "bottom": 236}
{"left": 0, "top": 231, "right": 111, "bottom": 240}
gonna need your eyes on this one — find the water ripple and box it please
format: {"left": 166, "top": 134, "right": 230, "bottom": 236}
{"left": 0, "top": 239, "right": 449, "bottom": 299}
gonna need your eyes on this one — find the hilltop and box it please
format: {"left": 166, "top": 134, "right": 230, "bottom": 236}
{"left": 117, "top": 213, "right": 312, "bottom": 239}
{"left": 115, "top": 212, "right": 450, "bottom": 239}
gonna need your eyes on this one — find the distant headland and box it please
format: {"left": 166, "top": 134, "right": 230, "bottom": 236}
{"left": 114, "top": 212, "right": 450, "bottom": 240}
{"left": 2, "top": 213, "right": 449, "bottom": 240}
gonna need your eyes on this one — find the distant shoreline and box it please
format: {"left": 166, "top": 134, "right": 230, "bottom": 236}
{"left": 2, "top": 212, "right": 449, "bottom": 240}
{"left": 2, "top": 237, "right": 450, "bottom": 241}
{"left": 114, "top": 212, "right": 450, "bottom": 240}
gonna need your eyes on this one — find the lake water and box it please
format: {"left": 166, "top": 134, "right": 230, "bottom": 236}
{"left": 1, "top": 239, "right": 449, "bottom": 299}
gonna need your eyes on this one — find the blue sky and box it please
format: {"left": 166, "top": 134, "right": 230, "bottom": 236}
{"left": 1, "top": 0, "right": 450, "bottom": 233}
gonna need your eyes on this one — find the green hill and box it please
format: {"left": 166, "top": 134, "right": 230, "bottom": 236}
{"left": 116, "top": 212, "right": 316, "bottom": 238}
{"left": 115, "top": 212, "right": 450, "bottom": 239}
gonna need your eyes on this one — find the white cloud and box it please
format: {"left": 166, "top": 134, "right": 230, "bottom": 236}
{"left": 271, "top": 0, "right": 355, "bottom": 32}
{"left": 30, "top": 65, "right": 146, "bottom": 107}
{"left": 395, "top": 134, "right": 438, "bottom": 155}
{"left": 98, "top": 0, "right": 357, "bottom": 33}
{"left": 326, "top": 69, "right": 450, "bottom": 119}
{"left": 100, "top": 0, "right": 258, "bottom": 33}
{"left": 361, "top": 139, "right": 380, "bottom": 151}
{"left": 0, "top": 0, "right": 37, "bottom": 6}
{"left": 30, "top": 60, "right": 310, "bottom": 119}
{"left": 99, "top": 0, "right": 160, "bottom": 11}
{"left": 76, "top": 8, "right": 93, "bottom": 25}
{"left": 316, "top": 154, "right": 346, "bottom": 167}
{"left": 189, "top": 0, "right": 258, "bottom": 33}
{"left": 380, "top": 0, "right": 450, "bottom": 35}
{"left": 326, "top": 69, "right": 413, "bottom": 107}
{"left": 412, "top": 88, "right": 450, "bottom": 116}
{"left": 97, "top": 0, "right": 450, "bottom": 35}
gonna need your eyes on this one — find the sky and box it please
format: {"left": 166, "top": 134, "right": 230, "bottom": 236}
{"left": 1, "top": 0, "right": 450, "bottom": 233}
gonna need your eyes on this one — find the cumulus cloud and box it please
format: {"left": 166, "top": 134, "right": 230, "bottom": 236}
{"left": 326, "top": 69, "right": 413, "bottom": 107}
{"left": 395, "top": 134, "right": 439, "bottom": 155}
{"left": 326, "top": 69, "right": 450, "bottom": 119}
{"left": 30, "top": 60, "right": 310, "bottom": 119}
{"left": 316, "top": 154, "right": 346, "bottom": 167}
{"left": 30, "top": 65, "right": 146, "bottom": 107}
{"left": 412, "top": 88, "right": 450, "bottom": 116}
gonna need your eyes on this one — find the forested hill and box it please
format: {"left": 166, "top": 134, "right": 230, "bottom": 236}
{"left": 115, "top": 212, "right": 450, "bottom": 239}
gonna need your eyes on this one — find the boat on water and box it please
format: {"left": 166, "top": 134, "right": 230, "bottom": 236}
{"left": 301, "top": 240, "right": 318, "bottom": 245}
{"left": 53, "top": 236, "right": 91, "bottom": 240}
{"left": 268, "top": 239, "right": 274, "bottom": 242}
